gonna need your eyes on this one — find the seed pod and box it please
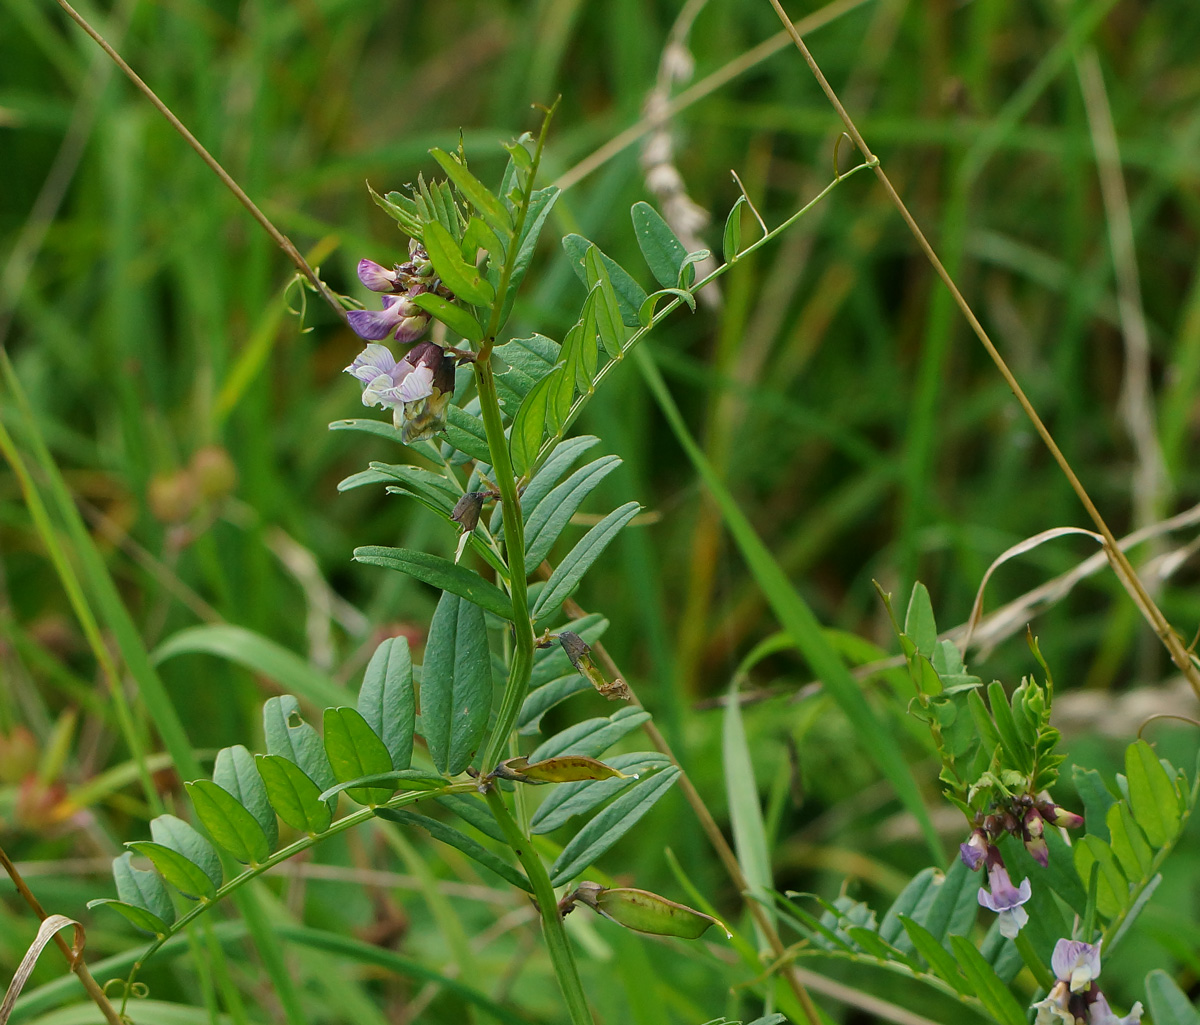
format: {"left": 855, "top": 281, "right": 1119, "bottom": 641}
{"left": 573, "top": 882, "right": 726, "bottom": 939}
{"left": 491, "top": 755, "right": 632, "bottom": 784}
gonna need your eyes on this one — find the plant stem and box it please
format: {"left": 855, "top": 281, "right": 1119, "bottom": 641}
{"left": 475, "top": 359, "right": 535, "bottom": 772}
{"left": 485, "top": 788, "right": 594, "bottom": 1025}
{"left": 0, "top": 845, "right": 124, "bottom": 1025}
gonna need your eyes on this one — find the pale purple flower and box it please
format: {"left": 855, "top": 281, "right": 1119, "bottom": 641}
{"left": 1039, "top": 799, "right": 1085, "bottom": 830}
{"left": 346, "top": 292, "right": 430, "bottom": 343}
{"left": 345, "top": 341, "right": 456, "bottom": 442}
{"left": 357, "top": 258, "right": 403, "bottom": 292}
{"left": 977, "top": 860, "right": 1032, "bottom": 938}
{"left": 1052, "top": 939, "right": 1102, "bottom": 993}
{"left": 1024, "top": 807, "right": 1049, "bottom": 867}
{"left": 960, "top": 829, "right": 988, "bottom": 871}
{"left": 1089, "top": 992, "right": 1142, "bottom": 1025}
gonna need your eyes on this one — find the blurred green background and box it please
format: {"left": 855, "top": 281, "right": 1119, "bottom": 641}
{"left": 3, "top": 0, "right": 1200, "bottom": 1021}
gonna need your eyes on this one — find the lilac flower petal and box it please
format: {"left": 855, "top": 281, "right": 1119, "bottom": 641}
{"left": 997, "top": 904, "right": 1029, "bottom": 939}
{"left": 361, "top": 372, "right": 405, "bottom": 408}
{"left": 396, "top": 364, "right": 435, "bottom": 403}
{"left": 345, "top": 343, "right": 399, "bottom": 382}
{"left": 1089, "top": 992, "right": 1142, "bottom": 1025}
{"left": 960, "top": 834, "right": 987, "bottom": 871}
{"left": 358, "top": 259, "right": 397, "bottom": 291}
{"left": 1051, "top": 939, "right": 1102, "bottom": 992}
{"left": 392, "top": 314, "right": 430, "bottom": 343}
{"left": 347, "top": 306, "right": 404, "bottom": 341}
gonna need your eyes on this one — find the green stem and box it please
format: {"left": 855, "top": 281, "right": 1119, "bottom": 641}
{"left": 475, "top": 360, "right": 535, "bottom": 772}
{"left": 485, "top": 788, "right": 593, "bottom": 1025}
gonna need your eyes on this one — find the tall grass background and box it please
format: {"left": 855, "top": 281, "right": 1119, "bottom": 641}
{"left": 2, "top": 0, "right": 1199, "bottom": 1021}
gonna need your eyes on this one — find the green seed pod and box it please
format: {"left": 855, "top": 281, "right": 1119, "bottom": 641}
{"left": 573, "top": 882, "right": 727, "bottom": 939}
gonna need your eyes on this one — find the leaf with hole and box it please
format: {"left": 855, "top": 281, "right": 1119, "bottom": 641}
{"left": 531, "top": 501, "right": 641, "bottom": 620}
{"left": 353, "top": 547, "right": 514, "bottom": 620}
{"left": 422, "top": 592, "right": 492, "bottom": 776}
{"left": 357, "top": 636, "right": 415, "bottom": 771}
{"left": 262, "top": 695, "right": 337, "bottom": 799}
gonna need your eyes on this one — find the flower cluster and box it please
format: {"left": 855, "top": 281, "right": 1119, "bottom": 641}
{"left": 1033, "top": 940, "right": 1142, "bottom": 1025}
{"left": 346, "top": 240, "right": 448, "bottom": 343}
{"left": 961, "top": 794, "right": 1083, "bottom": 938}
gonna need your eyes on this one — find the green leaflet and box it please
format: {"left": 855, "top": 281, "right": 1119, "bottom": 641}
{"left": 518, "top": 435, "right": 601, "bottom": 519}
{"left": 262, "top": 695, "right": 337, "bottom": 801}
{"left": 435, "top": 793, "right": 508, "bottom": 844}
{"left": 523, "top": 455, "right": 622, "bottom": 573}
{"left": 722, "top": 195, "right": 747, "bottom": 263}
{"left": 90, "top": 852, "right": 174, "bottom": 933}
{"left": 631, "top": 201, "right": 690, "bottom": 288}
{"left": 375, "top": 808, "right": 531, "bottom": 892}
{"left": 185, "top": 780, "right": 271, "bottom": 865}
{"left": 255, "top": 754, "right": 332, "bottom": 834}
{"left": 409, "top": 291, "right": 484, "bottom": 343}
{"left": 509, "top": 364, "right": 564, "bottom": 476}
{"left": 529, "top": 706, "right": 650, "bottom": 762}
{"left": 583, "top": 245, "right": 626, "bottom": 358}
{"left": 560, "top": 234, "right": 647, "bottom": 328}
{"left": 423, "top": 220, "right": 494, "bottom": 307}
{"left": 517, "top": 674, "right": 592, "bottom": 735}
{"left": 948, "top": 936, "right": 1027, "bottom": 1025}
{"left": 898, "top": 917, "right": 971, "bottom": 995}
{"left": 1125, "top": 739, "right": 1182, "bottom": 847}
{"left": 126, "top": 841, "right": 216, "bottom": 901}
{"left": 323, "top": 707, "right": 396, "bottom": 806}
{"left": 369, "top": 462, "right": 460, "bottom": 514}
{"left": 213, "top": 745, "right": 277, "bottom": 851}
{"left": 87, "top": 898, "right": 172, "bottom": 937}
{"left": 921, "top": 857, "right": 979, "bottom": 944}
{"left": 878, "top": 867, "right": 939, "bottom": 947}
{"left": 352, "top": 547, "right": 514, "bottom": 621}
{"left": 421, "top": 592, "right": 492, "bottom": 776}
{"left": 498, "top": 186, "right": 560, "bottom": 328}
{"left": 430, "top": 148, "right": 512, "bottom": 239}
{"left": 549, "top": 766, "right": 681, "bottom": 886}
{"left": 145, "top": 814, "right": 222, "bottom": 896}
{"left": 330, "top": 417, "right": 407, "bottom": 445}
{"left": 356, "top": 636, "right": 416, "bottom": 771}
{"left": 444, "top": 405, "right": 493, "bottom": 463}
{"left": 1145, "top": 969, "right": 1200, "bottom": 1025}
{"left": 531, "top": 501, "right": 641, "bottom": 621}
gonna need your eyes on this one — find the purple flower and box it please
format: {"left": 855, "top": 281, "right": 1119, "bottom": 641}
{"left": 1038, "top": 799, "right": 1085, "bottom": 830}
{"left": 1024, "top": 807, "right": 1049, "bottom": 868}
{"left": 960, "top": 830, "right": 989, "bottom": 871}
{"left": 1088, "top": 991, "right": 1142, "bottom": 1025}
{"left": 357, "top": 259, "right": 403, "bottom": 292}
{"left": 1052, "top": 939, "right": 1102, "bottom": 993}
{"left": 346, "top": 292, "right": 430, "bottom": 343}
{"left": 977, "top": 860, "right": 1032, "bottom": 938}
{"left": 344, "top": 341, "right": 456, "bottom": 443}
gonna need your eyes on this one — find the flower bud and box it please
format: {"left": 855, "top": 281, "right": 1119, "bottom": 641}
{"left": 959, "top": 829, "right": 988, "bottom": 871}
{"left": 148, "top": 470, "right": 198, "bottom": 524}
{"left": 1023, "top": 807, "right": 1049, "bottom": 867}
{"left": 1038, "top": 800, "right": 1084, "bottom": 830}
{"left": 451, "top": 492, "right": 486, "bottom": 533}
